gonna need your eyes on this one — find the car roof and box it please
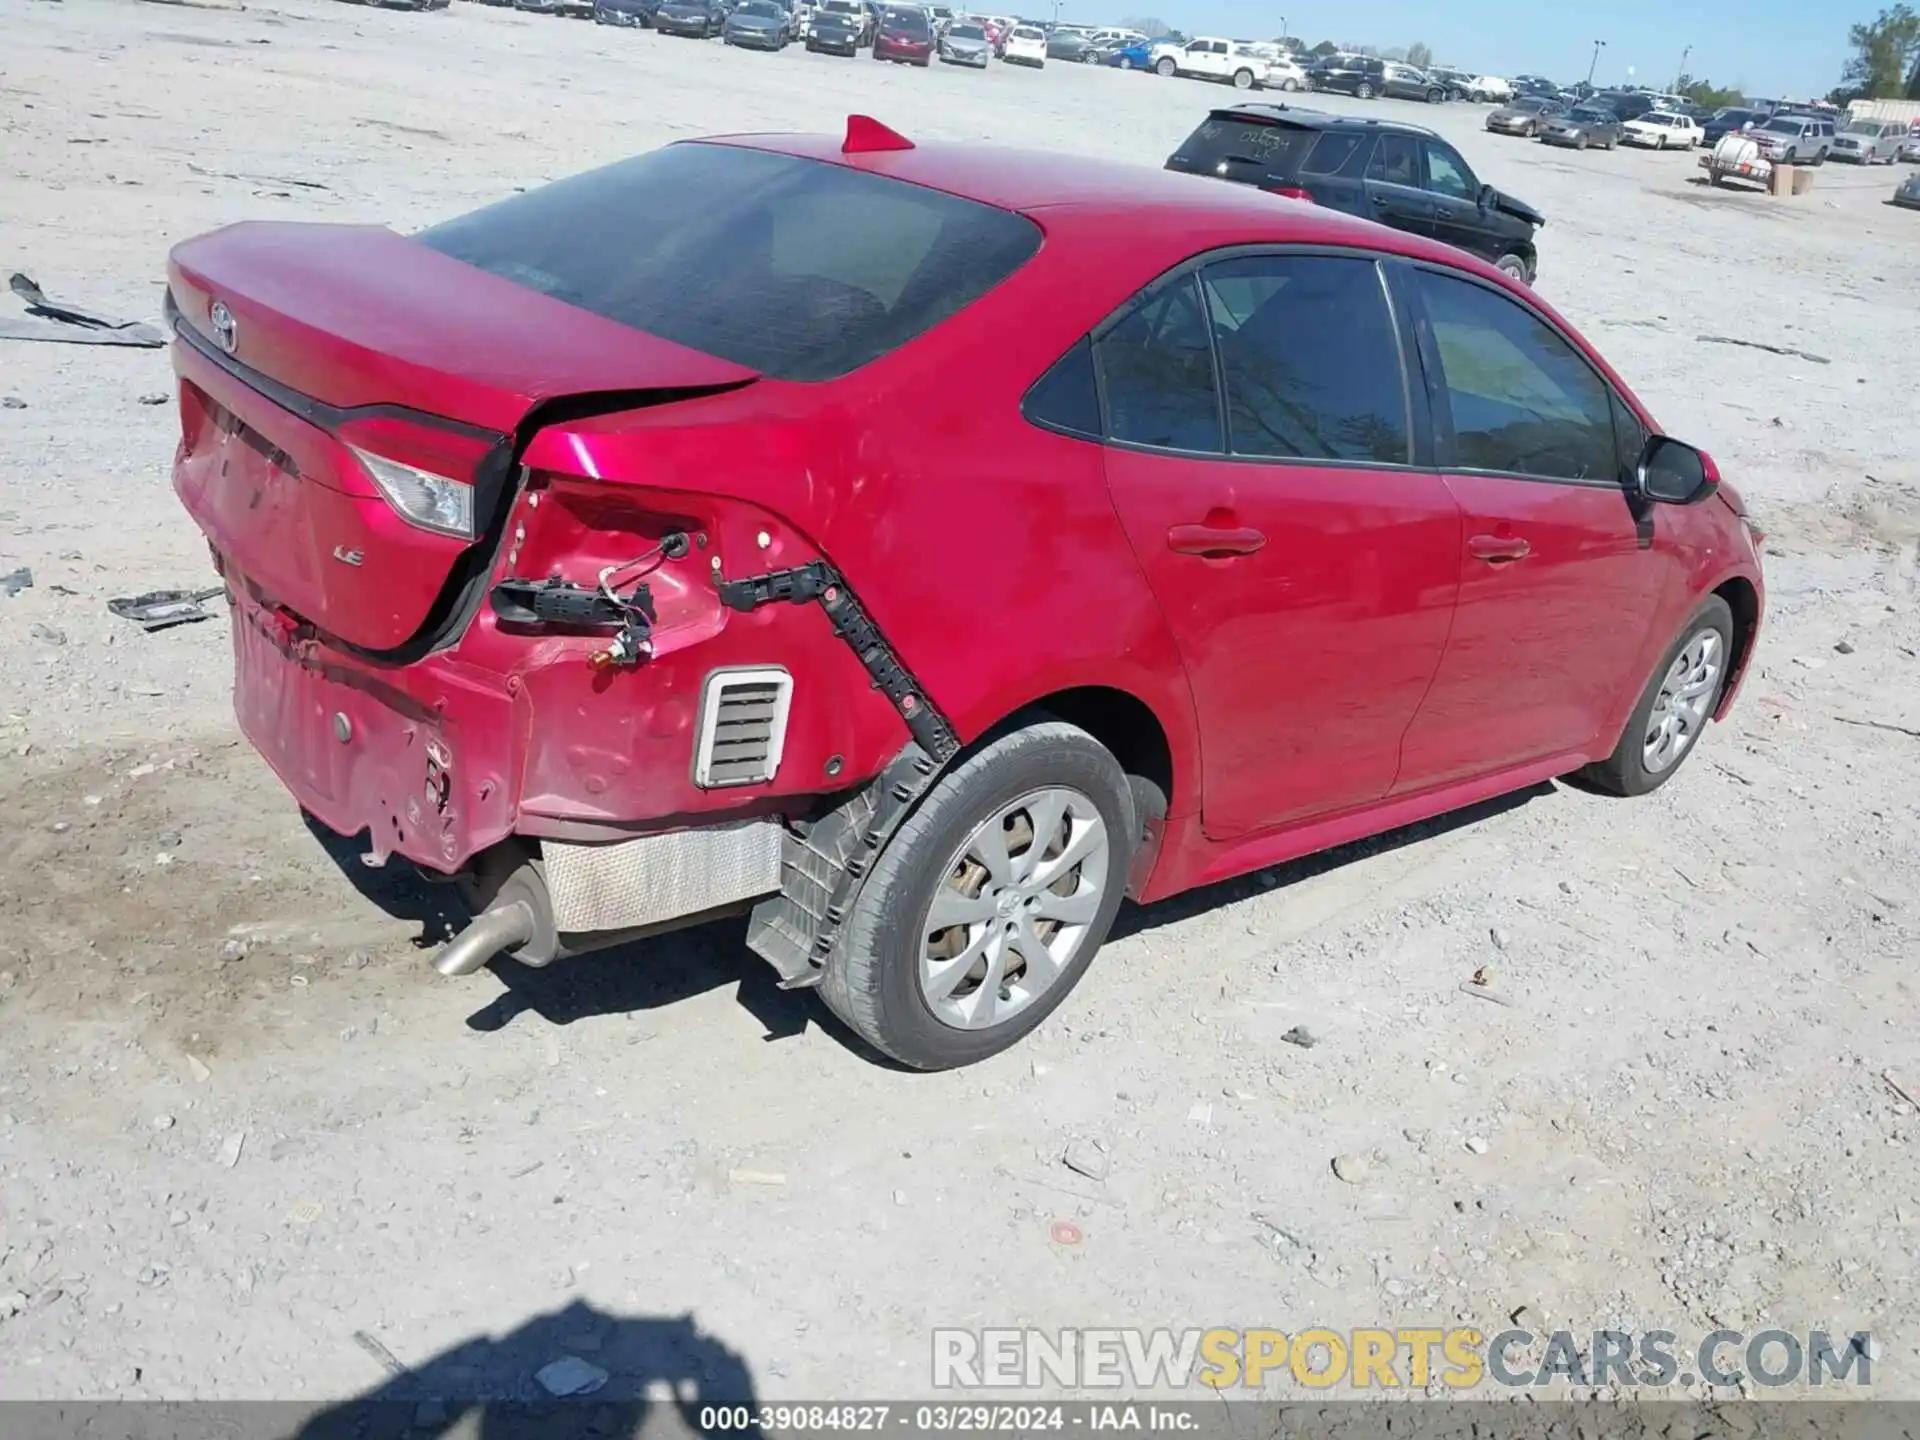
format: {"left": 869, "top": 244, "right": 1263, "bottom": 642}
{"left": 1210, "top": 102, "right": 1440, "bottom": 138}
{"left": 698, "top": 129, "right": 1492, "bottom": 271}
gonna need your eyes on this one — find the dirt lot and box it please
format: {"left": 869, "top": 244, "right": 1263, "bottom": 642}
{"left": 3, "top": 0, "right": 1919, "bottom": 1409}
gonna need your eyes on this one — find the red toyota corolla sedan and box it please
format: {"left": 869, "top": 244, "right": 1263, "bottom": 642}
{"left": 167, "top": 117, "right": 1763, "bottom": 1069}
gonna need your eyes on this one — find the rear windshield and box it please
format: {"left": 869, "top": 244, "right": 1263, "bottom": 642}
{"left": 1012, "top": 26, "right": 1041, "bottom": 37}
{"left": 1170, "top": 116, "right": 1317, "bottom": 176}
{"left": 419, "top": 144, "right": 1041, "bottom": 383}
{"left": 950, "top": 22, "right": 982, "bottom": 35}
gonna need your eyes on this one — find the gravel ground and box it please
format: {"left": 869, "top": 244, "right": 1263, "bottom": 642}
{"left": 3, "top": 0, "right": 1919, "bottom": 1410}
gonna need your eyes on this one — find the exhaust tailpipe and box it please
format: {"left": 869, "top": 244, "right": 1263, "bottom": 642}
{"left": 433, "top": 900, "right": 537, "bottom": 977}
{"left": 432, "top": 847, "right": 557, "bottom": 977}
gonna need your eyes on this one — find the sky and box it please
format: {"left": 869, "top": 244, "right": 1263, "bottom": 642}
{"left": 1103, "top": 0, "right": 1856, "bottom": 99}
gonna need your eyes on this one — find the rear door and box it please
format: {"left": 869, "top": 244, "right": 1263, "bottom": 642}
{"left": 1362, "top": 132, "right": 1438, "bottom": 238}
{"left": 1095, "top": 251, "right": 1462, "bottom": 838}
{"left": 1391, "top": 264, "right": 1677, "bottom": 792}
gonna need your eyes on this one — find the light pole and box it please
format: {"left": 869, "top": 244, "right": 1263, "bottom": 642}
{"left": 1586, "top": 38, "right": 1606, "bottom": 87}
{"left": 1673, "top": 44, "right": 1691, "bottom": 91}
{"left": 1278, "top": 13, "right": 1287, "bottom": 45}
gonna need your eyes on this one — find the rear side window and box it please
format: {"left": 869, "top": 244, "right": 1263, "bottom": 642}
{"left": 1201, "top": 255, "right": 1408, "bottom": 464}
{"left": 1095, "top": 275, "right": 1221, "bottom": 453}
{"left": 1367, "top": 133, "right": 1420, "bottom": 186}
{"left": 1413, "top": 270, "right": 1616, "bottom": 482}
{"left": 419, "top": 143, "right": 1040, "bottom": 383}
{"left": 1168, "top": 117, "right": 1317, "bottom": 179}
{"left": 1023, "top": 339, "right": 1101, "bottom": 440}
{"left": 1302, "top": 132, "right": 1365, "bottom": 175}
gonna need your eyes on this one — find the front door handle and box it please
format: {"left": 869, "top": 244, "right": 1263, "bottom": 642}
{"left": 1468, "top": 533, "right": 1532, "bottom": 563}
{"left": 1168, "top": 523, "right": 1266, "bottom": 558}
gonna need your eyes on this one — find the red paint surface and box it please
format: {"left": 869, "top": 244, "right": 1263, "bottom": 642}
{"left": 170, "top": 132, "right": 1763, "bottom": 897}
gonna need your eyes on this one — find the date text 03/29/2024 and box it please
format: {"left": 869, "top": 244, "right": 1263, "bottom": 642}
{"left": 699, "top": 1406, "right": 1192, "bottom": 1432}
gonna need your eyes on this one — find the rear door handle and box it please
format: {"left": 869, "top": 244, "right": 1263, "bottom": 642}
{"left": 1168, "top": 524, "right": 1266, "bottom": 557}
{"left": 1468, "top": 534, "right": 1532, "bottom": 563}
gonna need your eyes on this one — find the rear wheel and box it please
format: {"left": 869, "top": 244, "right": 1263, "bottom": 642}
{"left": 1355, "top": 80, "right": 1373, "bottom": 99}
{"left": 1579, "top": 597, "right": 1733, "bottom": 798}
{"left": 1155, "top": 55, "right": 1175, "bottom": 75}
{"left": 1426, "top": 87, "right": 1443, "bottom": 103}
{"left": 1119, "top": 55, "right": 1134, "bottom": 68}
{"left": 1495, "top": 251, "right": 1530, "bottom": 284}
{"left": 820, "top": 721, "right": 1133, "bottom": 1070}
{"left": 1080, "top": 49, "right": 1095, "bottom": 62}
{"left": 1232, "top": 66, "right": 1254, "bottom": 89}
{"left": 1280, "top": 76, "right": 1298, "bottom": 91}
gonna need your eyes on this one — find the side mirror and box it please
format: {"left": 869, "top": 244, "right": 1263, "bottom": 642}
{"left": 1636, "top": 435, "right": 1718, "bottom": 505}
{"left": 1478, "top": 182, "right": 1498, "bottom": 209}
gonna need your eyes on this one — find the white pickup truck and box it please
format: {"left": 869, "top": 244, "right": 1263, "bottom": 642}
{"left": 1151, "top": 36, "right": 1270, "bottom": 89}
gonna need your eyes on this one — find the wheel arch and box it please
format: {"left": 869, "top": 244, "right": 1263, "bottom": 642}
{"left": 969, "top": 683, "right": 1189, "bottom": 822}
{"left": 1711, "top": 572, "right": 1762, "bottom": 720}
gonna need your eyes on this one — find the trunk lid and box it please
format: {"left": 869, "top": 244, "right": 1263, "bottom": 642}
{"left": 167, "top": 222, "right": 756, "bottom": 652}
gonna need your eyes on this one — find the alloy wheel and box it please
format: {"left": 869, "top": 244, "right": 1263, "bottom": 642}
{"left": 1643, "top": 630, "right": 1724, "bottom": 774}
{"left": 918, "top": 788, "right": 1109, "bottom": 1031}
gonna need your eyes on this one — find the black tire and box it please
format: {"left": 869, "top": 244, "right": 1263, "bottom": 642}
{"left": 1155, "top": 56, "right": 1176, "bottom": 76}
{"left": 1426, "top": 88, "right": 1442, "bottom": 103}
{"left": 1231, "top": 66, "right": 1254, "bottom": 89}
{"left": 1495, "top": 251, "right": 1530, "bottom": 284}
{"left": 1355, "top": 81, "right": 1373, "bottom": 99}
{"left": 820, "top": 721, "right": 1133, "bottom": 1070}
{"left": 1578, "top": 596, "right": 1734, "bottom": 798}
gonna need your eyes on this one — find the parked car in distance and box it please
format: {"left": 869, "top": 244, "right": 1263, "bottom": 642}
{"left": 1045, "top": 28, "right": 1104, "bottom": 61}
{"left": 1166, "top": 104, "right": 1546, "bottom": 282}
{"left": 1377, "top": 63, "right": 1450, "bottom": 103}
{"left": 1901, "top": 128, "right": 1920, "bottom": 162}
{"left": 1591, "top": 90, "right": 1657, "bottom": 122}
{"left": 1246, "top": 44, "right": 1307, "bottom": 90}
{"left": 1895, "top": 168, "right": 1920, "bottom": 206}
{"left": 1153, "top": 37, "right": 1270, "bottom": 89}
{"left": 807, "top": 0, "right": 865, "bottom": 45}
{"left": 1003, "top": 22, "right": 1045, "bottom": 64}
{"left": 1620, "top": 110, "right": 1701, "bottom": 149}
{"left": 1701, "top": 106, "right": 1768, "bottom": 146}
{"left": 1750, "top": 113, "right": 1833, "bottom": 165}
{"left": 1465, "top": 73, "right": 1514, "bottom": 101}
{"left": 874, "top": 5, "right": 933, "bottom": 61}
{"left": 723, "top": 0, "right": 790, "bottom": 46}
{"left": 593, "top": 0, "right": 661, "bottom": 22}
{"left": 1108, "top": 35, "right": 1162, "bottom": 68}
{"left": 937, "top": 18, "right": 990, "bottom": 64}
{"left": 1486, "top": 96, "right": 1567, "bottom": 136}
{"left": 1425, "top": 67, "right": 1476, "bottom": 100}
{"left": 1308, "top": 52, "right": 1386, "bottom": 98}
{"left": 653, "top": 0, "right": 721, "bottom": 34}
{"left": 1831, "top": 119, "right": 1907, "bottom": 163}
{"left": 167, "top": 118, "right": 1761, "bottom": 1069}
{"left": 1540, "top": 105, "right": 1624, "bottom": 150}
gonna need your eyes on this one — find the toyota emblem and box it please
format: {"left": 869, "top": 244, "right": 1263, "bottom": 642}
{"left": 209, "top": 300, "right": 237, "bottom": 355}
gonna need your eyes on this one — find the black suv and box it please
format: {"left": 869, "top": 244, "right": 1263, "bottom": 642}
{"left": 1166, "top": 105, "right": 1546, "bottom": 282}
{"left": 1308, "top": 54, "right": 1387, "bottom": 98}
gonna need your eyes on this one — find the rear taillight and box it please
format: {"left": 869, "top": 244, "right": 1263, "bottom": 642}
{"left": 334, "top": 415, "right": 496, "bottom": 540}
{"left": 1265, "top": 185, "right": 1317, "bottom": 203}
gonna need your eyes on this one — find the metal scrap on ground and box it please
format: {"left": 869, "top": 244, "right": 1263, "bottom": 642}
{"left": 3, "top": 273, "right": 165, "bottom": 347}
{"left": 107, "top": 587, "right": 225, "bottom": 632}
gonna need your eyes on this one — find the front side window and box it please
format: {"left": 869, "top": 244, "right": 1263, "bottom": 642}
{"left": 1201, "top": 255, "right": 1409, "bottom": 465}
{"left": 1422, "top": 141, "right": 1475, "bottom": 199}
{"left": 1094, "top": 274, "right": 1221, "bottom": 453}
{"left": 1413, "top": 270, "right": 1617, "bottom": 482}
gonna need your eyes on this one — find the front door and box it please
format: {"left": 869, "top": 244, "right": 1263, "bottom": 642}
{"left": 1392, "top": 264, "right": 1677, "bottom": 792}
{"left": 1095, "top": 252, "right": 1462, "bottom": 838}
{"left": 1419, "top": 137, "right": 1493, "bottom": 264}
